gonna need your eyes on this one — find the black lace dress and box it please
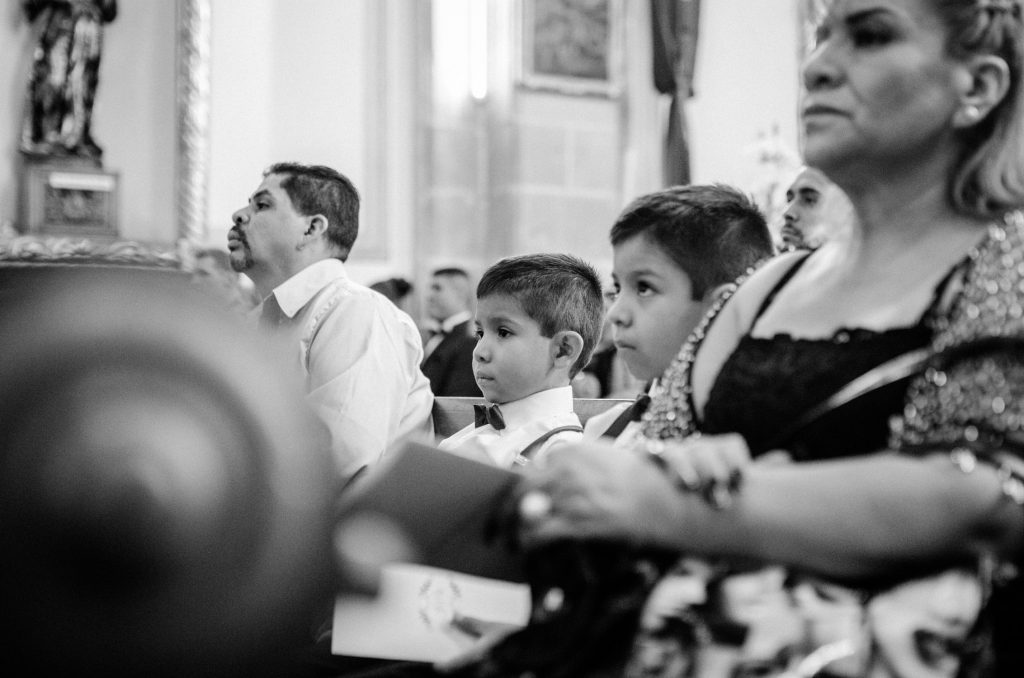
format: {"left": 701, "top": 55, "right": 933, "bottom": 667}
{"left": 701, "top": 253, "right": 933, "bottom": 460}
{"left": 685, "top": 251, "right": 1022, "bottom": 678}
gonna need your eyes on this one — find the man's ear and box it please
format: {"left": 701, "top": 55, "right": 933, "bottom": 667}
{"left": 550, "top": 330, "right": 585, "bottom": 370}
{"left": 953, "top": 54, "right": 1011, "bottom": 129}
{"left": 304, "top": 214, "right": 329, "bottom": 238}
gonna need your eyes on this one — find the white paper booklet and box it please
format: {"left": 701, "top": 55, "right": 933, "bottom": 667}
{"left": 332, "top": 562, "right": 530, "bottom": 663}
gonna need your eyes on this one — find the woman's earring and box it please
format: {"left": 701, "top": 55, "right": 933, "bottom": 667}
{"left": 963, "top": 104, "right": 981, "bottom": 122}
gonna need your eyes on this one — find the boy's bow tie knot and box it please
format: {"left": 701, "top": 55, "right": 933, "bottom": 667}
{"left": 474, "top": 403, "right": 506, "bottom": 430}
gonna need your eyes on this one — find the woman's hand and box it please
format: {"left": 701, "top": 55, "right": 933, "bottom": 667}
{"left": 514, "top": 439, "right": 689, "bottom": 550}
{"left": 649, "top": 433, "right": 754, "bottom": 508}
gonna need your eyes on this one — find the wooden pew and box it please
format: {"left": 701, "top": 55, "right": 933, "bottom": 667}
{"left": 431, "top": 396, "right": 631, "bottom": 439}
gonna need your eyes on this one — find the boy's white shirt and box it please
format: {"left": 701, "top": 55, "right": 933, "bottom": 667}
{"left": 438, "top": 385, "right": 582, "bottom": 468}
{"left": 582, "top": 381, "right": 657, "bottom": 449}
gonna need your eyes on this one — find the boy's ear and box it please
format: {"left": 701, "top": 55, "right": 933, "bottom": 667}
{"left": 550, "top": 330, "right": 585, "bottom": 369}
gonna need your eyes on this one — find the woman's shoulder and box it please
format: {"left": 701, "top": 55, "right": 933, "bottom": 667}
{"left": 688, "top": 251, "right": 809, "bottom": 415}
{"left": 728, "top": 250, "right": 812, "bottom": 317}
{"left": 702, "top": 251, "right": 811, "bottom": 348}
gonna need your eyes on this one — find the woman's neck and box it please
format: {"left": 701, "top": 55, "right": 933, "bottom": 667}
{"left": 834, "top": 168, "right": 989, "bottom": 279}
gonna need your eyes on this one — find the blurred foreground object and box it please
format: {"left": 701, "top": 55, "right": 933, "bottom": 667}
{"left": 0, "top": 267, "right": 337, "bottom": 677}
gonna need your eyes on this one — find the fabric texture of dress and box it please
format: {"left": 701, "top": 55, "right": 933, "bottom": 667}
{"left": 628, "top": 214, "right": 1024, "bottom": 678}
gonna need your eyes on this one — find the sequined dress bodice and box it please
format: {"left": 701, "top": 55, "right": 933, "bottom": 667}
{"left": 701, "top": 326, "right": 932, "bottom": 460}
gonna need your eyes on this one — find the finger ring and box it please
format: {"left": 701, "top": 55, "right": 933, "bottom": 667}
{"left": 519, "top": 491, "right": 553, "bottom": 522}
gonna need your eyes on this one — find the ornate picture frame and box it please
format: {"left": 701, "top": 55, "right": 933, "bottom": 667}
{"left": 2, "top": 0, "right": 209, "bottom": 268}
{"left": 517, "top": 0, "right": 622, "bottom": 97}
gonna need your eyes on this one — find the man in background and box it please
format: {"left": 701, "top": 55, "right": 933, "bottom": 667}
{"left": 421, "top": 266, "right": 481, "bottom": 397}
{"left": 779, "top": 165, "right": 854, "bottom": 250}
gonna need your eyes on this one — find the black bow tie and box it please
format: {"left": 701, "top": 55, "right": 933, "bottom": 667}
{"left": 474, "top": 403, "right": 506, "bottom": 431}
{"left": 629, "top": 394, "right": 652, "bottom": 422}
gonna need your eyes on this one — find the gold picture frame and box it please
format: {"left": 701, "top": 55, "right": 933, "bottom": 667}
{"left": 517, "top": 0, "right": 622, "bottom": 97}
{"left": 3, "top": 0, "right": 209, "bottom": 268}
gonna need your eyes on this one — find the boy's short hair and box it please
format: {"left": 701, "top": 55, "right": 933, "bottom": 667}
{"left": 477, "top": 253, "right": 604, "bottom": 377}
{"left": 264, "top": 162, "right": 360, "bottom": 261}
{"left": 610, "top": 184, "right": 773, "bottom": 300}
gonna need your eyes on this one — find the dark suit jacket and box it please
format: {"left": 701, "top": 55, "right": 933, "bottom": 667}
{"left": 421, "top": 320, "right": 481, "bottom": 397}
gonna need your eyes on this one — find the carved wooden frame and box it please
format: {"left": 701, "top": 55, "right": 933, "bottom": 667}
{"left": 1, "top": 0, "right": 210, "bottom": 268}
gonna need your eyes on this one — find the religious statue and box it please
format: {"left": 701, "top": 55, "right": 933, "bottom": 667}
{"left": 20, "top": 0, "right": 118, "bottom": 162}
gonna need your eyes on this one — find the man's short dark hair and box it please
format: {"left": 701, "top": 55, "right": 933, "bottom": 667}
{"left": 610, "top": 184, "right": 773, "bottom": 300}
{"left": 264, "top": 162, "right": 360, "bottom": 261}
{"left": 477, "top": 253, "right": 604, "bottom": 377}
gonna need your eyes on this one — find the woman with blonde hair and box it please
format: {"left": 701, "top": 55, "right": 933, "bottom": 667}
{"left": 500, "top": 2, "right": 1024, "bottom": 676}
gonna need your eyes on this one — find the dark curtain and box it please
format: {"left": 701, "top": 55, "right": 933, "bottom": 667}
{"left": 650, "top": 0, "right": 700, "bottom": 186}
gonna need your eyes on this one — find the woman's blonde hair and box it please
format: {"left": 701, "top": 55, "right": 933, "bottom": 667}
{"left": 939, "top": 0, "right": 1024, "bottom": 217}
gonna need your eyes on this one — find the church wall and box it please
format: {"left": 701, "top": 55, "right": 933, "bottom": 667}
{"left": 2, "top": 0, "right": 802, "bottom": 288}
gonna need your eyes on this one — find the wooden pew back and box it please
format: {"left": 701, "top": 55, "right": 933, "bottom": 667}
{"left": 431, "top": 396, "right": 631, "bottom": 439}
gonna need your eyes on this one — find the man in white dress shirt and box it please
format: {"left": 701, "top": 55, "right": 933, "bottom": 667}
{"left": 228, "top": 162, "right": 433, "bottom": 482}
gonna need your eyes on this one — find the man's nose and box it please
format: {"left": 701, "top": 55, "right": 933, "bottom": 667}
{"left": 232, "top": 208, "right": 248, "bottom": 226}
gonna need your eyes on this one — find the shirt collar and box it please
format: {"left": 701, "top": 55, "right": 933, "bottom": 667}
{"left": 493, "top": 385, "right": 574, "bottom": 428}
{"left": 425, "top": 310, "right": 473, "bottom": 335}
{"left": 440, "top": 310, "right": 472, "bottom": 333}
{"left": 270, "top": 259, "right": 348, "bottom": 319}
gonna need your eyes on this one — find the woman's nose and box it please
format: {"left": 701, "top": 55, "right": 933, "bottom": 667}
{"left": 801, "top": 40, "right": 842, "bottom": 92}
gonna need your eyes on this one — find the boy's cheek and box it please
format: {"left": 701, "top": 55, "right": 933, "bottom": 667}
{"left": 618, "top": 349, "right": 651, "bottom": 382}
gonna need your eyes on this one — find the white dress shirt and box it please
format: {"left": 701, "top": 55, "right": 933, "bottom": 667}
{"left": 263, "top": 259, "right": 434, "bottom": 478}
{"left": 438, "top": 386, "right": 582, "bottom": 468}
{"left": 582, "top": 382, "right": 656, "bottom": 449}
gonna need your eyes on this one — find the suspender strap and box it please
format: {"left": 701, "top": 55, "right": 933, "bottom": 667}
{"left": 514, "top": 425, "right": 584, "bottom": 466}
{"left": 602, "top": 406, "right": 637, "bottom": 439}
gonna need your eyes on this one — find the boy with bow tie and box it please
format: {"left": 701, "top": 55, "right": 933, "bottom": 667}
{"left": 438, "top": 253, "right": 604, "bottom": 468}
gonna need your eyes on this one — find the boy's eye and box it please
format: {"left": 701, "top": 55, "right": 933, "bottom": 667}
{"left": 801, "top": 195, "right": 819, "bottom": 208}
{"left": 636, "top": 281, "right": 654, "bottom": 296}
{"left": 497, "top": 328, "right": 512, "bottom": 338}
{"left": 604, "top": 288, "right": 619, "bottom": 302}
{"left": 473, "top": 328, "right": 483, "bottom": 339}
